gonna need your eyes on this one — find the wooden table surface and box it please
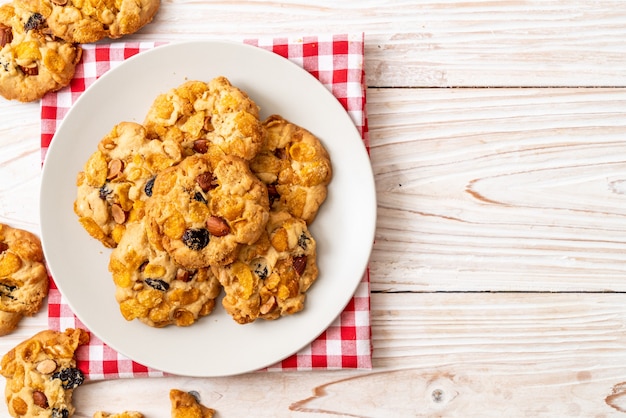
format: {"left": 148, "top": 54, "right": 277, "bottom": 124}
{"left": 2, "top": 1, "right": 626, "bottom": 416}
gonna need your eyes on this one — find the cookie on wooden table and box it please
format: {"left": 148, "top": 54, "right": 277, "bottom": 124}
{"left": 109, "top": 220, "right": 222, "bottom": 328}
{"left": 0, "top": 223, "right": 49, "bottom": 336}
{"left": 250, "top": 114, "right": 332, "bottom": 224}
{"left": 0, "top": 2, "right": 81, "bottom": 102}
{"left": 145, "top": 153, "right": 269, "bottom": 268}
{"left": 15, "top": 0, "right": 160, "bottom": 43}
{"left": 214, "top": 210, "right": 318, "bottom": 324}
{"left": 170, "top": 389, "right": 215, "bottom": 418}
{"left": 144, "top": 77, "right": 264, "bottom": 160}
{"left": 74, "top": 121, "right": 184, "bottom": 248}
{"left": 0, "top": 328, "right": 89, "bottom": 418}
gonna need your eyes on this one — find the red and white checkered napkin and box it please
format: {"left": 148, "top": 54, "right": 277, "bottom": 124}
{"left": 41, "top": 34, "right": 372, "bottom": 379}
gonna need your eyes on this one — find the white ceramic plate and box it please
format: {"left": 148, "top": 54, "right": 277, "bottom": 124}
{"left": 40, "top": 40, "right": 376, "bottom": 377}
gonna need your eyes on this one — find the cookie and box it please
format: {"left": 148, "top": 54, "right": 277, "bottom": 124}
{"left": 170, "top": 389, "right": 215, "bottom": 418}
{"left": 94, "top": 412, "right": 144, "bottom": 418}
{"left": 0, "top": 223, "right": 49, "bottom": 336}
{"left": 146, "top": 153, "right": 270, "bottom": 268}
{"left": 109, "top": 220, "right": 222, "bottom": 327}
{"left": 0, "top": 3, "right": 82, "bottom": 102}
{"left": 74, "top": 121, "right": 184, "bottom": 248}
{"left": 250, "top": 115, "right": 332, "bottom": 224}
{"left": 144, "top": 77, "right": 264, "bottom": 160}
{"left": 0, "top": 328, "right": 89, "bottom": 418}
{"left": 214, "top": 210, "right": 318, "bottom": 324}
{"left": 15, "top": 0, "right": 159, "bottom": 43}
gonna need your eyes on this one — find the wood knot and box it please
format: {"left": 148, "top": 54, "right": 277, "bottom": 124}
{"left": 431, "top": 388, "right": 444, "bottom": 403}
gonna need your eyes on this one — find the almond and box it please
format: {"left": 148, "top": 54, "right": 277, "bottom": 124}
{"left": 260, "top": 296, "right": 276, "bottom": 315}
{"left": 176, "top": 268, "right": 191, "bottom": 282}
{"left": 107, "top": 158, "right": 124, "bottom": 180}
{"left": 192, "top": 139, "right": 208, "bottom": 154}
{"left": 111, "top": 204, "right": 126, "bottom": 224}
{"left": 19, "top": 65, "right": 38, "bottom": 76}
{"left": 0, "top": 24, "right": 12, "bottom": 47}
{"left": 292, "top": 255, "right": 307, "bottom": 276}
{"left": 33, "top": 391, "right": 48, "bottom": 408}
{"left": 206, "top": 216, "right": 230, "bottom": 237}
{"left": 36, "top": 359, "right": 57, "bottom": 374}
{"left": 195, "top": 172, "right": 213, "bottom": 192}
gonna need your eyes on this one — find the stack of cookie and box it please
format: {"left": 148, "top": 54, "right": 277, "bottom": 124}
{"left": 0, "top": 0, "right": 159, "bottom": 102}
{"left": 74, "top": 76, "right": 333, "bottom": 326}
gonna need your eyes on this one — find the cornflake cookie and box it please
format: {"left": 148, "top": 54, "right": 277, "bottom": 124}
{"left": 214, "top": 210, "right": 318, "bottom": 324}
{"left": 0, "top": 328, "right": 89, "bottom": 418}
{"left": 94, "top": 412, "right": 144, "bottom": 418}
{"left": 170, "top": 389, "right": 215, "bottom": 418}
{"left": 0, "top": 223, "right": 49, "bottom": 336}
{"left": 146, "top": 153, "right": 269, "bottom": 268}
{"left": 15, "top": 0, "right": 159, "bottom": 43}
{"left": 144, "top": 77, "right": 264, "bottom": 160}
{"left": 109, "top": 220, "right": 222, "bottom": 327}
{"left": 0, "top": 2, "right": 81, "bottom": 102}
{"left": 74, "top": 121, "right": 184, "bottom": 248}
{"left": 251, "top": 114, "right": 332, "bottom": 224}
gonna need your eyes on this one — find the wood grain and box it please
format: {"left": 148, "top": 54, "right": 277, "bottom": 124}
{"left": 60, "top": 292, "right": 626, "bottom": 417}
{"left": 121, "top": 0, "right": 626, "bottom": 87}
{"left": 368, "top": 87, "right": 626, "bottom": 292}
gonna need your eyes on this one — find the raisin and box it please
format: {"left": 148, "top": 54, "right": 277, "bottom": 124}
{"left": 51, "top": 368, "right": 84, "bottom": 389}
{"left": 193, "top": 191, "right": 207, "bottom": 204}
{"left": 252, "top": 258, "right": 269, "bottom": 280}
{"left": 297, "top": 232, "right": 310, "bottom": 250}
{"left": 145, "top": 278, "right": 169, "bottom": 291}
{"left": 0, "top": 283, "right": 17, "bottom": 298}
{"left": 144, "top": 176, "right": 156, "bottom": 197}
{"left": 52, "top": 409, "right": 69, "bottom": 418}
{"left": 182, "top": 228, "right": 209, "bottom": 250}
{"left": 24, "top": 13, "right": 45, "bottom": 31}
{"left": 99, "top": 183, "right": 112, "bottom": 200}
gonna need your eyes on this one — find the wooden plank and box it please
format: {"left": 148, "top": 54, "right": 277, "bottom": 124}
{"left": 122, "top": 0, "right": 626, "bottom": 87}
{"left": 58, "top": 292, "right": 626, "bottom": 417}
{"left": 368, "top": 87, "right": 626, "bottom": 292}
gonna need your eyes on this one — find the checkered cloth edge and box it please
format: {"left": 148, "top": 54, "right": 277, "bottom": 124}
{"left": 41, "top": 33, "right": 372, "bottom": 379}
